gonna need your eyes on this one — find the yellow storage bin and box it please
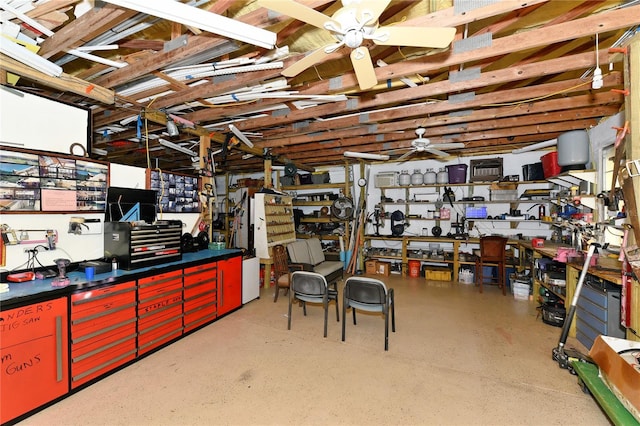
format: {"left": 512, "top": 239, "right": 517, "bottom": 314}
{"left": 425, "top": 267, "right": 452, "bottom": 281}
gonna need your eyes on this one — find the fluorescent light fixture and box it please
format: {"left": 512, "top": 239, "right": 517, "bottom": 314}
{"left": 0, "top": 2, "right": 54, "bottom": 37}
{"left": 344, "top": 151, "right": 390, "bottom": 161}
{"left": 74, "top": 45, "right": 119, "bottom": 51}
{"left": 0, "top": 37, "right": 63, "bottom": 77}
{"left": 228, "top": 124, "right": 254, "bottom": 148}
{"left": 65, "top": 48, "right": 128, "bottom": 68}
{"left": 103, "top": 0, "right": 277, "bottom": 49}
{"left": 92, "top": 148, "right": 108, "bottom": 156}
{"left": 166, "top": 117, "right": 180, "bottom": 136}
{"left": 511, "top": 138, "right": 557, "bottom": 154}
{"left": 158, "top": 139, "right": 198, "bottom": 157}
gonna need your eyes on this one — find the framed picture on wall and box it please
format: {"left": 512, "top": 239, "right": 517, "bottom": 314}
{"left": 147, "top": 169, "right": 200, "bottom": 213}
{"left": 0, "top": 147, "right": 108, "bottom": 212}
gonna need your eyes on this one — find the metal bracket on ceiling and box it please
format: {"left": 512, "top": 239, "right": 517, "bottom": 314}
{"left": 448, "top": 92, "right": 476, "bottom": 103}
{"left": 449, "top": 67, "right": 481, "bottom": 83}
{"left": 454, "top": 0, "right": 500, "bottom": 15}
{"left": 449, "top": 110, "right": 473, "bottom": 117}
{"left": 164, "top": 35, "right": 188, "bottom": 53}
{"left": 453, "top": 33, "right": 492, "bottom": 54}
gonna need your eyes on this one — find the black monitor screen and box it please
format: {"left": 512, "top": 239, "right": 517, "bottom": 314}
{"left": 106, "top": 186, "right": 157, "bottom": 223}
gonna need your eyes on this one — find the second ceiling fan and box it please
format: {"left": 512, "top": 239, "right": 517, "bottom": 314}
{"left": 260, "top": 0, "right": 456, "bottom": 90}
{"left": 394, "top": 128, "right": 465, "bottom": 161}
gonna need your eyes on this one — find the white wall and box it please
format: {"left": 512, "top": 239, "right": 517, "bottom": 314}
{"left": 362, "top": 151, "right": 556, "bottom": 241}
{"left": 2, "top": 163, "right": 199, "bottom": 272}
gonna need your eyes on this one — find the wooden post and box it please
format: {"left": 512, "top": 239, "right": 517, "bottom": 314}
{"left": 264, "top": 157, "right": 272, "bottom": 188}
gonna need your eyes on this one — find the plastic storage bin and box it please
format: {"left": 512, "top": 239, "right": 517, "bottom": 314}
{"left": 465, "top": 206, "right": 488, "bottom": 219}
{"left": 522, "top": 162, "right": 544, "bottom": 181}
{"left": 424, "top": 266, "right": 452, "bottom": 281}
{"left": 446, "top": 164, "right": 468, "bottom": 183}
{"left": 513, "top": 282, "right": 530, "bottom": 300}
{"left": 540, "top": 151, "right": 561, "bottom": 178}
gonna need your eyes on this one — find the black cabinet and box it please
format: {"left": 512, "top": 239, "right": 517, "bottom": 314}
{"left": 104, "top": 220, "right": 182, "bottom": 269}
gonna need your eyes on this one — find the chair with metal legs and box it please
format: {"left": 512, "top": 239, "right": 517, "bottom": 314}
{"left": 288, "top": 271, "right": 339, "bottom": 337}
{"left": 342, "top": 276, "right": 395, "bottom": 350}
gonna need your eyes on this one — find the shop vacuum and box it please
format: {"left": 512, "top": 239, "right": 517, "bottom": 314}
{"left": 551, "top": 243, "right": 599, "bottom": 374}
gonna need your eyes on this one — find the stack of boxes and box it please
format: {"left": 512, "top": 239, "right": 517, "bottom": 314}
{"left": 365, "top": 259, "right": 390, "bottom": 276}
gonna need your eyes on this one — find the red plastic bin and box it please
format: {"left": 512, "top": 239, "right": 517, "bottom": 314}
{"left": 540, "top": 151, "right": 561, "bottom": 178}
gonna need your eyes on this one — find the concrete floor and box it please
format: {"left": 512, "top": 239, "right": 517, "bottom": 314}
{"left": 21, "top": 275, "right": 609, "bottom": 426}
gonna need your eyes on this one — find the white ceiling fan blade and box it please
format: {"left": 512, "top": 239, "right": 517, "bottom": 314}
{"left": 259, "top": 0, "right": 338, "bottom": 31}
{"left": 372, "top": 26, "right": 456, "bottom": 48}
{"left": 396, "top": 150, "right": 414, "bottom": 162}
{"left": 425, "top": 148, "right": 452, "bottom": 158}
{"left": 350, "top": 47, "right": 377, "bottom": 90}
{"left": 282, "top": 45, "right": 334, "bottom": 77}
{"left": 229, "top": 124, "right": 254, "bottom": 148}
{"left": 434, "top": 142, "right": 465, "bottom": 150}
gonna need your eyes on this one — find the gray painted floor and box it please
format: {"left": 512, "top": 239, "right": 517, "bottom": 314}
{"left": 21, "top": 275, "right": 609, "bottom": 425}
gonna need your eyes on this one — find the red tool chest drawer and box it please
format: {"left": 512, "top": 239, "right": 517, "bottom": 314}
{"left": 137, "top": 315, "right": 183, "bottom": 354}
{"left": 138, "top": 269, "right": 182, "bottom": 299}
{"left": 183, "top": 261, "right": 217, "bottom": 332}
{"left": 183, "top": 293, "right": 216, "bottom": 332}
{"left": 138, "top": 271, "right": 183, "bottom": 355}
{"left": 70, "top": 281, "right": 137, "bottom": 388}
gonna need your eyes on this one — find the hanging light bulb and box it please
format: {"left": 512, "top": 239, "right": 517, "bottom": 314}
{"left": 166, "top": 116, "right": 179, "bottom": 136}
{"left": 592, "top": 33, "right": 603, "bottom": 90}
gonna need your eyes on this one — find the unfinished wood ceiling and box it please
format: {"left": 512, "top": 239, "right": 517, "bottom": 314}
{"left": 1, "top": 0, "right": 638, "bottom": 174}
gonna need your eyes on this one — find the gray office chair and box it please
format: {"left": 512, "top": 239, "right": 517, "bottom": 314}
{"left": 342, "top": 277, "right": 395, "bottom": 350}
{"left": 288, "top": 271, "right": 339, "bottom": 337}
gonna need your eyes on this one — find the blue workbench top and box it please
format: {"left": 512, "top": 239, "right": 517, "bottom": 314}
{"left": 0, "top": 249, "right": 241, "bottom": 307}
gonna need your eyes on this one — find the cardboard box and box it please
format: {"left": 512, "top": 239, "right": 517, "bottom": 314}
{"left": 365, "top": 259, "right": 378, "bottom": 275}
{"left": 377, "top": 261, "right": 390, "bottom": 277}
{"left": 589, "top": 335, "right": 640, "bottom": 422}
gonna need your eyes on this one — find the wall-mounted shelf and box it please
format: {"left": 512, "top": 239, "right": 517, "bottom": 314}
{"left": 546, "top": 170, "right": 596, "bottom": 187}
{"left": 284, "top": 166, "right": 351, "bottom": 245}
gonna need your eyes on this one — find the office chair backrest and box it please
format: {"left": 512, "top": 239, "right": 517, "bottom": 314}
{"left": 291, "top": 271, "right": 327, "bottom": 297}
{"left": 344, "top": 277, "right": 387, "bottom": 305}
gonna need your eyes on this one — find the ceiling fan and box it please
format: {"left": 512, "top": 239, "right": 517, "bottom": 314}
{"left": 259, "top": 0, "right": 456, "bottom": 90}
{"left": 394, "top": 128, "right": 465, "bottom": 161}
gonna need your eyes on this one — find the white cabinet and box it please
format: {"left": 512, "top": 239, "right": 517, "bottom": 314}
{"left": 242, "top": 256, "right": 260, "bottom": 304}
{"left": 253, "top": 193, "right": 296, "bottom": 259}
